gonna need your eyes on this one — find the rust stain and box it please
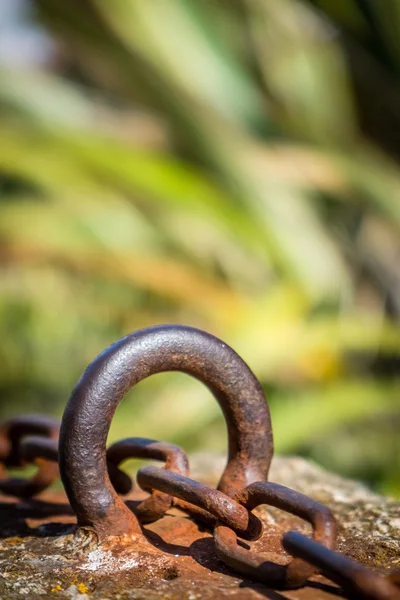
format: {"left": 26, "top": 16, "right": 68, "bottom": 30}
{"left": 0, "top": 487, "right": 396, "bottom": 599}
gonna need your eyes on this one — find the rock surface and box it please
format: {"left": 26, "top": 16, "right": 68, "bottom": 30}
{"left": 0, "top": 455, "right": 398, "bottom": 599}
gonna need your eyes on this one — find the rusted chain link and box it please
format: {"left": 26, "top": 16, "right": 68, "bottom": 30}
{"left": 283, "top": 531, "right": 400, "bottom": 600}
{"left": 1, "top": 325, "right": 397, "bottom": 600}
{"left": 137, "top": 465, "right": 263, "bottom": 540}
{"left": 16, "top": 429, "right": 190, "bottom": 501}
{"left": 106, "top": 437, "right": 190, "bottom": 522}
{"left": 0, "top": 415, "right": 60, "bottom": 497}
{"left": 19, "top": 434, "right": 133, "bottom": 496}
{"left": 20, "top": 435, "right": 59, "bottom": 464}
{"left": 213, "top": 481, "right": 337, "bottom": 589}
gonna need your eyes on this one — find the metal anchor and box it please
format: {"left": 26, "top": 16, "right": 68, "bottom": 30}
{"left": 59, "top": 324, "right": 273, "bottom": 538}
{"left": 0, "top": 324, "right": 396, "bottom": 599}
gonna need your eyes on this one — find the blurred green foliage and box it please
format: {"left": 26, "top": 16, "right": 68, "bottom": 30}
{"left": 0, "top": 0, "right": 399, "bottom": 495}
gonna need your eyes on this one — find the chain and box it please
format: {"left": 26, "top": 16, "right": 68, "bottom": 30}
{"left": 283, "top": 532, "right": 400, "bottom": 600}
{"left": 0, "top": 415, "right": 60, "bottom": 498}
{"left": 0, "top": 325, "right": 398, "bottom": 600}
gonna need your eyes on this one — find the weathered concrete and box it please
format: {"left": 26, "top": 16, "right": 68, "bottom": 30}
{"left": 0, "top": 456, "right": 398, "bottom": 599}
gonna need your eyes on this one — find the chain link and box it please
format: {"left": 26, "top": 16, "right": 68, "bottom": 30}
{"left": 0, "top": 415, "right": 60, "bottom": 498}
{"left": 0, "top": 325, "right": 398, "bottom": 599}
{"left": 107, "top": 437, "right": 190, "bottom": 522}
{"left": 213, "top": 481, "right": 337, "bottom": 589}
{"left": 137, "top": 465, "right": 262, "bottom": 540}
{"left": 0, "top": 412, "right": 398, "bottom": 599}
{"left": 283, "top": 531, "right": 400, "bottom": 600}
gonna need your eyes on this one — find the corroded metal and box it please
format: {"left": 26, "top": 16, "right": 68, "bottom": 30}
{"left": 0, "top": 415, "right": 60, "bottom": 497}
{"left": 107, "top": 437, "right": 190, "bottom": 522}
{"left": 137, "top": 465, "right": 263, "bottom": 539}
{"left": 1, "top": 326, "right": 398, "bottom": 599}
{"left": 20, "top": 435, "right": 133, "bottom": 496}
{"left": 213, "top": 481, "right": 337, "bottom": 589}
{"left": 0, "top": 467, "right": 397, "bottom": 600}
{"left": 59, "top": 325, "right": 273, "bottom": 537}
{"left": 19, "top": 434, "right": 187, "bottom": 499}
{"left": 20, "top": 435, "right": 59, "bottom": 463}
{"left": 283, "top": 531, "right": 400, "bottom": 600}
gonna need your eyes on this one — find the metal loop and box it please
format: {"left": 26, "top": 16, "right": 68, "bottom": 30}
{"left": 283, "top": 531, "right": 400, "bottom": 600}
{"left": 0, "top": 415, "right": 60, "bottom": 498}
{"left": 59, "top": 325, "right": 272, "bottom": 537}
{"left": 106, "top": 437, "right": 190, "bottom": 522}
{"left": 137, "top": 465, "right": 263, "bottom": 540}
{"left": 213, "top": 481, "right": 337, "bottom": 589}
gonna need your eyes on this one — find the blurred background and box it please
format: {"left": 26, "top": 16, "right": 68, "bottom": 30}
{"left": 0, "top": 0, "right": 399, "bottom": 495}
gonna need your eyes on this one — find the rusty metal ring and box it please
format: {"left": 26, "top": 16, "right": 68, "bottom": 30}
{"left": 283, "top": 531, "right": 400, "bottom": 600}
{"left": 137, "top": 465, "right": 263, "bottom": 540}
{"left": 0, "top": 415, "right": 60, "bottom": 498}
{"left": 106, "top": 437, "right": 190, "bottom": 522}
{"left": 59, "top": 325, "right": 272, "bottom": 537}
{"left": 214, "top": 481, "right": 337, "bottom": 589}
